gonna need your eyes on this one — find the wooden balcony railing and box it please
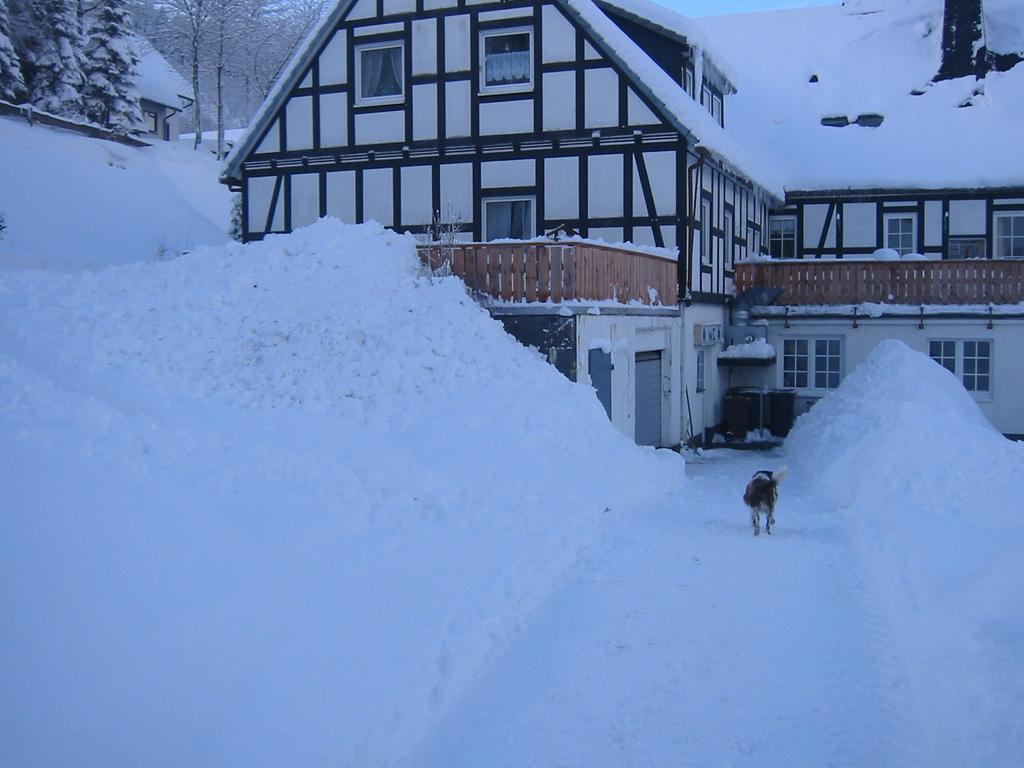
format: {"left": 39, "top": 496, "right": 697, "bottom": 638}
{"left": 418, "top": 242, "right": 678, "bottom": 305}
{"left": 735, "top": 259, "right": 1024, "bottom": 305}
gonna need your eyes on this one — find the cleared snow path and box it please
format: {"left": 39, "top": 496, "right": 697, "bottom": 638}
{"left": 403, "top": 450, "right": 921, "bottom": 768}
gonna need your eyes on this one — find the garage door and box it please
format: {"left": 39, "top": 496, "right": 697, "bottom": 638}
{"left": 634, "top": 350, "right": 663, "bottom": 446}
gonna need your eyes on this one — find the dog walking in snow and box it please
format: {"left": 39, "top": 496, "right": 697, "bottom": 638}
{"left": 744, "top": 468, "right": 787, "bottom": 536}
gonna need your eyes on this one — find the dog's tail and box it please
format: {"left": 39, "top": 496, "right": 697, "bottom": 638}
{"left": 773, "top": 466, "right": 788, "bottom": 485}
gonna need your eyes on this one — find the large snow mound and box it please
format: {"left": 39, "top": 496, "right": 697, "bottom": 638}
{"left": 0, "top": 219, "right": 681, "bottom": 767}
{"left": 784, "top": 344, "right": 1024, "bottom": 764}
{"left": 786, "top": 339, "right": 1021, "bottom": 511}
{"left": 0, "top": 115, "right": 230, "bottom": 271}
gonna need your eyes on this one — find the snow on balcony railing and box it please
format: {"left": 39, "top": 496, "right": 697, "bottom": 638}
{"left": 418, "top": 241, "right": 679, "bottom": 306}
{"left": 735, "top": 259, "right": 1024, "bottom": 306}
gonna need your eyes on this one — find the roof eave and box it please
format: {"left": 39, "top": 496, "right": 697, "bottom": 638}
{"left": 220, "top": 0, "right": 356, "bottom": 184}
{"left": 593, "top": 0, "right": 737, "bottom": 93}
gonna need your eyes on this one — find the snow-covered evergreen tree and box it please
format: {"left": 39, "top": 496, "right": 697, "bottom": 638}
{"left": 83, "top": 0, "right": 141, "bottom": 131}
{"left": 0, "top": 0, "right": 26, "bottom": 102}
{"left": 29, "top": 0, "right": 86, "bottom": 117}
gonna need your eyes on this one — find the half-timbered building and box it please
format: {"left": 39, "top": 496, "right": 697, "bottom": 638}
{"left": 221, "top": 0, "right": 783, "bottom": 446}
{"left": 223, "top": 0, "right": 1024, "bottom": 444}
{"left": 700, "top": 0, "right": 1024, "bottom": 438}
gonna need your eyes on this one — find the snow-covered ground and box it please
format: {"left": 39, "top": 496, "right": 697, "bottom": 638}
{"left": 1, "top": 220, "right": 1021, "bottom": 765}
{"left": 0, "top": 220, "right": 681, "bottom": 767}
{"left": 0, "top": 115, "right": 231, "bottom": 271}
{"left": 407, "top": 343, "right": 1024, "bottom": 767}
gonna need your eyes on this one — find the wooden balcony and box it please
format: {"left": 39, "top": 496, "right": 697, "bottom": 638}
{"left": 735, "top": 259, "right": 1024, "bottom": 306}
{"left": 418, "top": 241, "right": 678, "bottom": 306}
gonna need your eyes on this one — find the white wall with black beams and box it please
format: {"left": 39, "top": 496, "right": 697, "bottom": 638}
{"left": 232, "top": 0, "right": 776, "bottom": 305}
{"left": 767, "top": 190, "right": 1024, "bottom": 260}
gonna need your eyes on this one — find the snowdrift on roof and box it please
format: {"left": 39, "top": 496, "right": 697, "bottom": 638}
{"left": 0, "top": 219, "right": 681, "bottom": 767}
{"left": 785, "top": 339, "right": 1023, "bottom": 512}
{"left": 698, "top": 1, "right": 1024, "bottom": 190}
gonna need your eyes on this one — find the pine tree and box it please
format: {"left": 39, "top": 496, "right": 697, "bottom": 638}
{"left": 83, "top": 0, "right": 141, "bottom": 131}
{"left": 29, "top": 0, "right": 86, "bottom": 117}
{"left": 0, "top": 0, "right": 26, "bottom": 102}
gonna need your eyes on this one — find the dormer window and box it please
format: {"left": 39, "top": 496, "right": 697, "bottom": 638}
{"left": 355, "top": 42, "right": 404, "bottom": 106}
{"left": 481, "top": 30, "right": 532, "bottom": 93}
{"left": 683, "top": 65, "right": 695, "bottom": 98}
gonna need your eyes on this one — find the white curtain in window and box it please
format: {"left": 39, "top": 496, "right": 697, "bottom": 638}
{"left": 486, "top": 50, "right": 530, "bottom": 84}
{"left": 361, "top": 47, "right": 401, "bottom": 98}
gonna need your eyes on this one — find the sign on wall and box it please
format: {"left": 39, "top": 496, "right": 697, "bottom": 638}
{"left": 694, "top": 323, "right": 723, "bottom": 347}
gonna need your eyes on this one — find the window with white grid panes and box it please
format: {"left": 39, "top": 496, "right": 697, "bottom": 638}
{"left": 782, "top": 339, "right": 808, "bottom": 388}
{"left": 814, "top": 338, "right": 841, "bottom": 389}
{"left": 962, "top": 340, "right": 991, "bottom": 393}
{"left": 884, "top": 214, "right": 915, "bottom": 255}
{"left": 928, "top": 340, "right": 957, "bottom": 374}
{"left": 994, "top": 213, "right": 1024, "bottom": 259}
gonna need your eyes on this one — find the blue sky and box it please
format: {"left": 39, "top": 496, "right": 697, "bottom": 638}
{"left": 658, "top": 0, "right": 839, "bottom": 17}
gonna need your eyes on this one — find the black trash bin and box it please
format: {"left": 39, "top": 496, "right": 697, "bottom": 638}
{"left": 724, "top": 395, "right": 750, "bottom": 438}
{"left": 768, "top": 388, "right": 796, "bottom": 437}
{"left": 729, "top": 387, "right": 770, "bottom": 433}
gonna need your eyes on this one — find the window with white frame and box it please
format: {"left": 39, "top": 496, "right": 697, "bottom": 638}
{"left": 928, "top": 339, "right": 992, "bottom": 393}
{"left": 696, "top": 349, "right": 706, "bottom": 392}
{"left": 994, "top": 213, "right": 1024, "bottom": 259}
{"left": 928, "top": 340, "right": 956, "bottom": 374}
{"left": 948, "top": 236, "right": 986, "bottom": 260}
{"left": 683, "top": 65, "right": 695, "bottom": 98}
{"left": 768, "top": 215, "right": 796, "bottom": 259}
{"left": 813, "top": 338, "right": 841, "bottom": 389}
{"left": 711, "top": 93, "right": 723, "bottom": 127}
{"left": 481, "top": 30, "right": 532, "bottom": 93}
{"left": 782, "top": 339, "right": 808, "bottom": 388}
{"left": 483, "top": 197, "right": 533, "bottom": 240}
{"left": 144, "top": 110, "right": 158, "bottom": 134}
{"left": 783, "top": 337, "right": 842, "bottom": 390}
{"left": 885, "top": 213, "right": 915, "bottom": 255}
{"left": 963, "top": 340, "right": 992, "bottom": 392}
{"left": 701, "top": 200, "right": 712, "bottom": 264}
{"left": 355, "top": 42, "right": 404, "bottom": 105}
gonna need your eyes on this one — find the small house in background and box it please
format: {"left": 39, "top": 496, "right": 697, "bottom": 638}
{"left": 133, "top": 37, "right": 193, "bottom": 142}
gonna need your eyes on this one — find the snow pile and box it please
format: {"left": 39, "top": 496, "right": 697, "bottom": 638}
{"left": 0, "top": 115, "right": 230, "bottom": 271}
{"left": 0, "top": 219, "right": 681, "bottom": 767}
{"left": 719, "top": 338, "right": 775, "bottom": 359}
{"left": 786, "top": 339, "right": 1019, "bottom": 511}
{"left": 784, "top": 340, "right": 1024, "bottom": 764}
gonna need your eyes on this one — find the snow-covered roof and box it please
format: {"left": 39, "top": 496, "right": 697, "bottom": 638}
{"left": 554, "top": 0, "right": 785, "bottom": 196}
{"left": 595, "top": 0, "right": 739, "bottom": 91}
{"left": 133, "top": 37, "right": 191, "bottom": 108}
{"left": 223, "top": 0, "right": 786, "bottom": 197}
{"left": 696, "top": 0, "right": 1024, "bottom": 193}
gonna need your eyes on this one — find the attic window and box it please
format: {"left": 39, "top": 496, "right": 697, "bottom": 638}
{"left": 820, "top": 116, "right": 849, "bottom": 128}
{"left": 355, "top": 42, "right": 404, "bottom": 106}
{"left": 809, "top": 74, "right": 819, "bottom": 83}
{"left": 481, "top": 30, "right": 533, "bottom": 93}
